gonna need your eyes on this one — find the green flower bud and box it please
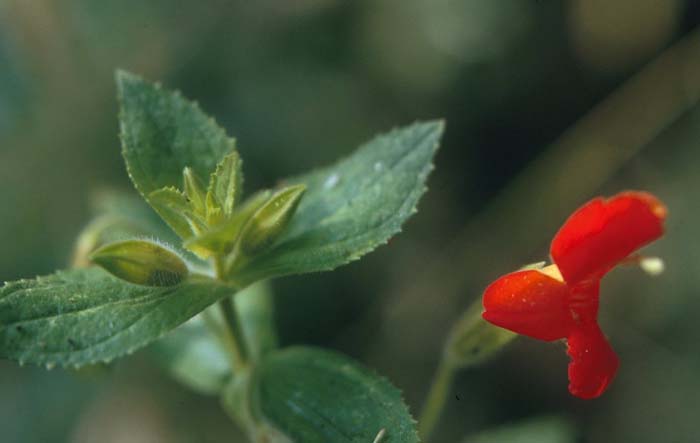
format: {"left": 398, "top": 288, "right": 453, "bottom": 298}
{"left": 443, "top": 261, "right": 550, "bottom": 367}
{"left": 444, "top": 300, "right": 516, "bottom": 369}
{"left": 90, "top": 240, "right": 189, "bottom": 287}
{"left": 185, "top": 190, "right": 271, "bottom": 257}
{"left": 236, "top": 185, "right": 306, "bottom": 257}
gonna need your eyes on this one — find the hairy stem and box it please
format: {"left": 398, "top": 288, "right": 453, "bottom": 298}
{"left": 418, "top": 358, "right": 455, "bottom": 442}
{"left": 214, "top": 256, "right": 249, "bottom": 371}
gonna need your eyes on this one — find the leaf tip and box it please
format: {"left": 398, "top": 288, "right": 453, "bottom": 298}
{"left": 115, "top": 69, "right": 142, "bottom": 93}
{"left": 411, "top": 118, "right": 445, "bottom": 136}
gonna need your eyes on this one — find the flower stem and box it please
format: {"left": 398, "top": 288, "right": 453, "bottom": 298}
{"left": 217, "top": 297, "right": 249, "bottom": 370}
{"left": 214, "top": 256, "right": 249, "bottom": 371}
{"left": 418, "top": 358, "right": 455, "bottom": 442}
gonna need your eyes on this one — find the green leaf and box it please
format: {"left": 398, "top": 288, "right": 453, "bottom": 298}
{"left": 237, "top": 346, "right": 419, "bottom": 443}
{"left": 0, "top": 268, "right": 233, "bottom": 368}
{"left": 235, "top": 281, "right": 278, "bottom": 362}
{"left": 149, "top": 281, "right": 277, "bottom": 394}
{"left": 148, "top": 312, "right": 230, "bottom": 395}
{"left": 116, "top": 70, "right": 236, "bottom": 199}
{"left": 90, "top": 240, "right": 189, "bottom": 287}
{"left": 231, "top": 121, "right": 443, "bottom": 286}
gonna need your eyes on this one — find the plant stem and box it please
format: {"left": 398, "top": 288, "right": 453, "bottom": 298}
{"left": 218, "top": 297, "right": 249, "bottom": 369}
{"left": 213, "top": 256, "right": 249, "bottom": 371}
{"left": 418, "top": 358, "right": 455, "bottom": 442}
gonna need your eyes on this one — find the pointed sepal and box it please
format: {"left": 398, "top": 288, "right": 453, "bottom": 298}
{"left": 207, "top": 151, "right": 243, "bottom": 220}
{"left": 183, "top": 167, "right": 207, "bottom": 216}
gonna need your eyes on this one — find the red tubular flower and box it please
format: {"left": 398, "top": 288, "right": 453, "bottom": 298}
{"left": 482, "top": 191, "right": 666, "bottom": 399}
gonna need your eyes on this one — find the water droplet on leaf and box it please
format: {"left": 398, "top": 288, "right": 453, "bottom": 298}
{"left": 324, "top": 174, "right": 339, "bottom": 189}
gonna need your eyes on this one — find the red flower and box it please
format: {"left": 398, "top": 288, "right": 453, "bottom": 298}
{"left": 482, "top": 191, "right": 667, "bottom": 399}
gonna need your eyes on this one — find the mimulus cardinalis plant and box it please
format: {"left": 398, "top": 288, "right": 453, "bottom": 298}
{"left": 0, "top": 67, "right": 668, "bottom": 443}
{"left": 0, "top": 71, "right": 445, "bottom": 443}
{"left": 482, "top": 191, "right": 667, "bottom": 399}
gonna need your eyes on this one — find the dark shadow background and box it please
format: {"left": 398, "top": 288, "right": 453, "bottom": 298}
{"left": 1, "top": 1, "right": 700, "bottom": 442}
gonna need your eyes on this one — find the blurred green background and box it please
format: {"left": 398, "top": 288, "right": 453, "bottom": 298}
{"left": 1, "top": 1, "right": 699, "bottom": 442}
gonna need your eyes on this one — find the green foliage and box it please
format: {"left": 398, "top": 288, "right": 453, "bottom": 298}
{"left": 84, "top": 190, "right": 191, "bottom": 255}
{"left": 229, "top": 347, "right": 419, "bottom": 443}
{"left": 117, "top": 70, "right": 236, "bottom": 200}
{"left": 0, "top": 268, "right": 233, "bottom": 367}
{"left": 148, "top": 186, "right": 200, "bottom": 241}
{"left": 118, "top": 70, "right": 442, "bottom": 288}
{"left": 233, "top": 282, "right": 278, "bottom": 363}
{"left": 232, "top": 120, "right": 444, "bottom": 286}
{"left": 72, "top": 190, "right": 183, "bottom": 267}
{"left": 90, "top": 189, "right": 181, "bottom": 244}
{"left": 149, "top": 281, "right": 277, "bottom": 394}
{"left": 148, "top": 312, "right": 230, "bottom": 394}
{"left": 1, "top": 71, "right": 445, "bottom": 442}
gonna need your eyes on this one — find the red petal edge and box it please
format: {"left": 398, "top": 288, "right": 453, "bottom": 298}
{"left": 567, "top": 324, "right": 620, "bottom": 399}
{"left": 551, "top": 191, "right": 666, "bottom": 284}
{"left": 482, "top": 270, "right": 574, "bottom": 341}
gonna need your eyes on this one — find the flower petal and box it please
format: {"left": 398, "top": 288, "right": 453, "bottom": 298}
{"left": 568, "top": 280, "right": 600, "bottom": 325}
{"left": 551, "top": 191, "right": 666, "bottom": 284}
{"left": 482, "top": 269, "right": 574, "bottom": 341}
{"left": 567, "top": 324, "right": 619, "bottom": 399}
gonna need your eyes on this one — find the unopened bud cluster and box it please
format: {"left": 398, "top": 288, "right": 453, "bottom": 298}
{"left": 89, "top": 150, "right": 305, "bottom": 285}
